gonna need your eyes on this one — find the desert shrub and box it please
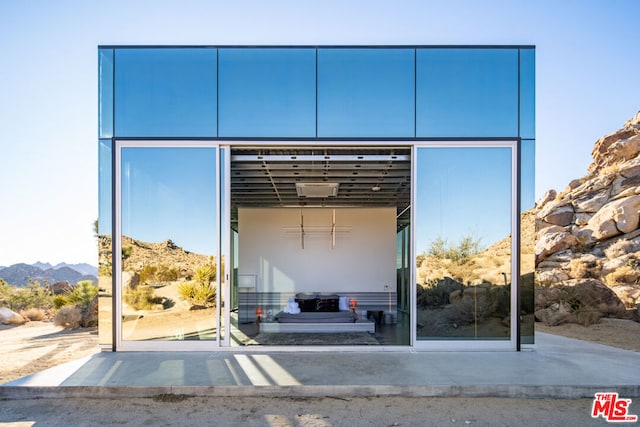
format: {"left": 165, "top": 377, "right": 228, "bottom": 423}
{"left": 604, "top": 264, "right": 639, "bottom": 286}
{"left": 137, "top": 264, "right": 179, "bottom": 285}
{"left": 574, "top": 306, "right": 602, "bottom": 326}
{"left": 157, "top": 264, "right": 179, "bottom": 282}
{"left": 417, "top": 278, "right": 464, "bottom": 308}
{"left": 194, "top": 264, "right": 216, "bottom": 285}
{"left": 568, "top": 259, "right": 588, "bottom": 279}
{"left": 53, "top": 294, "right": 72, "bottom": 309}
{"left": 0, "top": 278, "right": 12, "bottom": 306}
{"left": 444, "top": 290, "right": 500, "bottom": 325}
{"left": 427, "top": 235, "right": 483, "bottom": 265}
{"left": 98, "top": 262, "right": 112, "bottom": 277}
{"left": 20, "top": 307, "right": 47, "bottom": 321}
{"left": 53, "top": 305, "right": 82, "bottom": 329}
{"left": 52, "top": 280, "right": 98, "bottom": 311}
{"left": 3, "top": 280, "right": 53, "bottom": 311}
{"left": 122, "top": 245, "right": 132, "bottom": 259}
{"left": 69, "top": 280, "right": 99, "bottom": 310}
{"left": 123, "top": 286, "right": 158, "bottom": 310}
{"left": 178, "top": 281, "right": 216, "bottom": 307}
{"left": 138, "top": 265, "right": 158, "bottom": 285}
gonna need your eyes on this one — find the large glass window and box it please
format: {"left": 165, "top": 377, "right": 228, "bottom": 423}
{"left": 520, "top": 49, "right": 535, "bottom": 139}
{"left": 114, "top": 48, "right": 217, "bottom": 137}
{"left": 318, "top": 48, "right": 415, "bottom": 137}
{"left": 416, "top": 49, "right": 518, "bottom": 137}
{"left": 120, "top": 147, "right": 218, "bottom": 342}
{"left": 98, "top": 49, "right": 114, "bottom": 138}
{"left": 218, "top": 48, "right": 316, "bottom": 137}
{"left": 415, "top": 146, "right": 512, "bottom": 341}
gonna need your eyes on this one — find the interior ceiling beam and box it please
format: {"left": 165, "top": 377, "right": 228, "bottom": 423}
{"left": 231, "top": 154, "right": 410, "bottom": 162}
{"left": 233, "top": 170, "right": 410, "bottom": 178}
{"left": 231, "top": 163, "right": 409, "bottom": 170}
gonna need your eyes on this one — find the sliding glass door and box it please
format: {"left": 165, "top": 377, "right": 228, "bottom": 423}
{"left": 115, "top": 141, "right": 222, "bottom": 351}
{"left": 414, "top": 143, "right": 518, "bottom": 350}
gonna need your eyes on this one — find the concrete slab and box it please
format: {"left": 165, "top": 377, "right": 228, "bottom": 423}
{"left": 2, "top": 332, "right": 639, "bottom": 400}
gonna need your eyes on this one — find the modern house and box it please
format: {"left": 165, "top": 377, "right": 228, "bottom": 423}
{"left": 98, "top": 45, "right": 535, "bottom": 352}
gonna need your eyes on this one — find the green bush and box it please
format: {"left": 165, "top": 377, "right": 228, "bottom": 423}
{"left": 69, "top": 280, "right": 99, "bottom": 310}
{"left": 53, "top": 294, "right": 72, "bottom": 310}
{"left": 122, "top": 245, "right": 132, "bottom": 260}
{"left": 2, "top": 280, "right": 53, "bottom": 311}
{"left": 53, "top": 280, "right": 98, "bottom": 311}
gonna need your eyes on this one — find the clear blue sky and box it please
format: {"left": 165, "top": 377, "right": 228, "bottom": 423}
{"left": 0, "top": 0, "right": 638, "bottom": 266}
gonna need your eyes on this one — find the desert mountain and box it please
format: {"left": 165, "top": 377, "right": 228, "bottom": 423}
{"left": 0, "top": 263, "right": 98, "bottom": 287}
{"left": 535, "top": 111, "right": 640, "bottom": 324}
{"left": 98, "top": 235, "right": 212, "bottom": 278}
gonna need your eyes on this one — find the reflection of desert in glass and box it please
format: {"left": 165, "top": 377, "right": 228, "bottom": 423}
{"left": 416, "top": 211, "right": 535, "bottom": 340}
{"left": 97, "top": 234, "right": 113, "bottom": 346}
{"left": 106, "top": 235, "right": 218, "bottom": 341}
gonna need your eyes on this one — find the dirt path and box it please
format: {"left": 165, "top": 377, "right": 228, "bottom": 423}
{"left": 0, "top": 321, "right": 99, "bottom": 384}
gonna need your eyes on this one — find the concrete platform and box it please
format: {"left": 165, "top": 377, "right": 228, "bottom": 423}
{"left": 2, "top": 332, "right": 639, "bottom": 400}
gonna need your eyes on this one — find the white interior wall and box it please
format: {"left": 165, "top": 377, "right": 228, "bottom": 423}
{"left": 238, "top": 207, "right": 396, "bottom": 293}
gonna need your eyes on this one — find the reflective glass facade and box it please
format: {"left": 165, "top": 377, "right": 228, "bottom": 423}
{"left": 99, "top": 46, "right": 535, "bottom": 351}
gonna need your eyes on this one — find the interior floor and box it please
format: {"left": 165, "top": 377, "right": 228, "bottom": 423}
{"left": 229, "top": 311, "right": 410, "bottom": 346}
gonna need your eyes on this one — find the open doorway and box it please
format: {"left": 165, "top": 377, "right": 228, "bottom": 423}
{"left": 227, "top": 145, "right": 411, "bottom": 346}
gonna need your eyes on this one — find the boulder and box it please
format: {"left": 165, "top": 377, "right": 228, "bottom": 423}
{"left": 541, "top": 204, "right": 575, "bottom": 226}
{"left": 573, "top": 189, "right": 610, "bottom": 213}
{"left": 585, "top": 195, "right": 640, "bottom": 240}
{"left": 81, "top": 294, "right": 99, "bottom": 328}
{"left": 48, "top": 281, "right": 73, "bottom": 295}
{"left": 589, "top": 126, "right": 640, "bottom": 174}
{"left": 535, "top": 189, "right": 556, "bottom": 210}
{"left": 535, "top": 303, "right": 573, "bottom": 326}
{"left": 0, "top": 307, "right": 27, "bottom": 325}
{"left": 563, "top": 278, "right": 626, "bottom": 310}
{"left": 536, "top": 269, "right": 570, "bottom": 284}
{"left": 535, "top": 226, "right": 578, "bottom": 261}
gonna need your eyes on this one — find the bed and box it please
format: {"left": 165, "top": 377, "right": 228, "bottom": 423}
{"left": 259, "top": 293, "right": 375, "bottom": 333}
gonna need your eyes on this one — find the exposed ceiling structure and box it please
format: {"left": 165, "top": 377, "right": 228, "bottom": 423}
{"left": 230, "top": 146, "right": 411, "bottom": 228}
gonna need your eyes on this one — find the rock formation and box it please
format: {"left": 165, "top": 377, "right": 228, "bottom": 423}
{"left": 535, "top": 112, "right": 640, "bottom": 324}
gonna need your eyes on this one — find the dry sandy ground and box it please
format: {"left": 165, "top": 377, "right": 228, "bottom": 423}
{"left": 1, "top": 319, "right": 639, "bottom": 426}
{"left": 0, "top": 395, "right": 614, "bottom": 427}
{"left": 0, "top": 321, "right": 99, "bottom": 384}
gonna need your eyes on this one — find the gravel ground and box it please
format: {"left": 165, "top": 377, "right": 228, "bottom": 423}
{"left": 0, "top": 395, "right": 618, "bottom": 427}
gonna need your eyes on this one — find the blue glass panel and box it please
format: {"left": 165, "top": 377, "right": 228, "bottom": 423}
{"left": 98, "top": 139, "right": 112, "bottom": 235}
{"left": 416, "top": 147, "right": 512, "bottom": 340}
{"left": 219, "top": 48, "right": 316, "bottom": 137}
{"left": 417, "top": 49, "right": 518, "bottom": 137}
{"left": 98, "top": 49, "right": 114, "bottom": 138}
{"left": 521, "top": 139, "right": 535, "bottom": 210}
{"left": 115, "top": 48, "right": 217, "bottom": 137}
{"left": 318, "top": 48, "right": 415, "bottom": 137}
{"left": 121, "top": 147, "right": 217, "bottom": 256}
{"left": 520, "top": 49, "right": 535, "bottom": 139}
